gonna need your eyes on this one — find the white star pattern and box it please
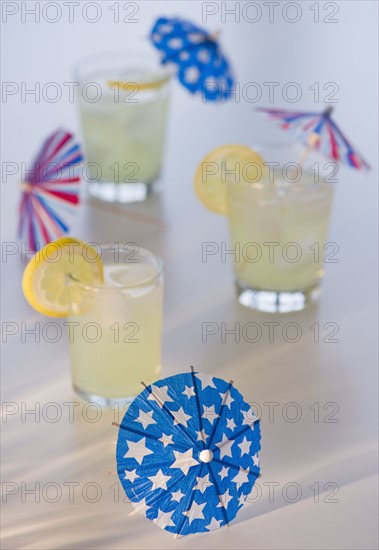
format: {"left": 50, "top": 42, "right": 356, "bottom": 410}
{"left": 232, "top": 467, "right": 250, "bottom": 486}
{"left": 124, "top": 469, "right": 138, "bottom": 482}
{"left": 217, "top": 489, "right": 233, "bottom": 509}
{"left": 179, "top": 50, "right": 190, "bottom": 61}
{"left": 206, "top": 517, "right": 222, "bottom": 531}
{"left": 188, "top": 32, "right": 204, "bottom": 44}
{"left": 158, "top": 23, "right": 173, "bottom": 34}
{"left": 205, "top": 76, "right": 218, "bottom": 88}
{"left": 216, "top": 434, "right": 234, "bottom": 459}
{"left": 238, "top": 436, "right": 251, "bottom": 456}
{"left": 170, "top": 449, "right": 199, "bottom": 475}
{"left": 135, "top": 409, "right": 156, "bottom": 430}
{"left": 196, "top": 373, "right": 217, "bottom": 391}
{"left": 193, "top": 473, "right": 212, "bottom": 494}
{"left": 182, "top": 385, "right": 195, "bottom": 398}
{"left": 252, "top": 453, "right": 260, "bottom": 467}
{"left": 242, "top": 409, "right": 258, "bottom": 428}
{"left": 168, "top": 37, "right": 183, "bottom": 49}
{"left": 154, "top": 508, "right": 175, "bottom": 528}
{"left": 183, "top": 500, "right": 206, "bottom": 525}
{"left": 202, "top": 405, "right": 219, "bottom": 425}
{"left": 197, "top": 49, "right": 210, "bottom": 63}
{"left": 159, "top": 433, "right": 174, "bottom": 447}
{"left": 219, "top": 466, "right": 229, "bottom": 480}
{"left": 134, "top": 497, "right": 150, "bottom": 514}
{"left": 196, "top": 429, "right": 207, "bottom": 442}
{"left": 148, "top": 469, "right": 171, "bottom": 491}
{"left": 226, "top": 418, "right": 236, "bottom": 431}
{"left": 124, "top": 437, "right": 153, "bottom": 465}
{"left": 148, "top": 385, "right": 174, "bottom": 405}
{"left": 220, "top": 391, "right": 235, "bottom": 409}
{"left": 173, "top": 407, "right": 192, "bottom": 428}
{"left": 171, "top": 489, "right": 185, "bottom": 503}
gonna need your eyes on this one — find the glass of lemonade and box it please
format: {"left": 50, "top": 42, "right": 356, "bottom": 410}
{"left": 66, "top": 245, "right": 163, "bottom": 406}
{"left": 227, "top": 144, "right": 334, "bottom": 313}
{"left": 76, "top": 50, "right": 171, "bottom": 203}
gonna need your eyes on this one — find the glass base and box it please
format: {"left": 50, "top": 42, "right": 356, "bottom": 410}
{"left": 236, "top": 281, "right": 321, "bottom": 313}
{"left": 74, "top": 385, "right": 135, "bottom": 408}
{"left": 87, "top": 180, "right": 154, "bottom": 203}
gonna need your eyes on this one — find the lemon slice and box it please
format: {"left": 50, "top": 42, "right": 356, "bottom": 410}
{"left": 108, "top": 76, "right": 170, "bottom": 91}
{"left": 194, "top": 145, "right": 266, "bottom": 214}
{"left": 22, "top": 238, "right": 104, "bottom": 317}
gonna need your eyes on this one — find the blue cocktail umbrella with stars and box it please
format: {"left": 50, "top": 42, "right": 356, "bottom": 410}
{"left": 150, "top": 17, "right": 235, "bottom": 101}
{"left": 115, "top": 367, "right": 261, "bottom": 536}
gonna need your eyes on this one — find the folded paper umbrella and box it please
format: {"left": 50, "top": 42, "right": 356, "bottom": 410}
{"left": 18, "top": 129, "right": 83, "bottom": 252}
{"left": 258, "top": 106, "right": 370, "bottom": 170}
{"left": 115, "top": 367, "right": 261, "bottom": 536}
{"left": 150, "top": 17, "right": 235, "bottom": 101}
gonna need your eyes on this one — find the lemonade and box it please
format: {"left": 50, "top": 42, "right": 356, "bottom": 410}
{"left": 22, "top": 240, "right": 163, "bottom": 405}
{"left": 76, "top": 52, "right": 171, "bottom": 202}
{"left": 227, "top": 167, "right": 333, "bottom": 310}
{"left": 194, "top": 144, "right": 334, "bottom": 312}
{"left": 66, "top": 246, "right": 163, "bottom": 404}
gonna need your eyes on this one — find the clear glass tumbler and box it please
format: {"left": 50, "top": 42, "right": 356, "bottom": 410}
{"left": 67, "top": 245, "right": 163, "bottom": 406}
{"left": 76, "top": 50, "right": 171, "bottom": 203}
{"left": 226, "top": 144, "right": 334, "bottom": 312}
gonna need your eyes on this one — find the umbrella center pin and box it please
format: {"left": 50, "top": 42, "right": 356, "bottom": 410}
{"left": 20, "top": 182, "right": 33, "bottom": 193}
{"left": 199, "top": 449, "right": 213, "bottom": 463}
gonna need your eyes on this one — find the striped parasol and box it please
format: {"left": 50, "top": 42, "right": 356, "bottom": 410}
{"left": 258, "top": 106, "right": 370, "bottom": 170}
{"left": 18, "top": 129, "right": 83, "bottom": 252}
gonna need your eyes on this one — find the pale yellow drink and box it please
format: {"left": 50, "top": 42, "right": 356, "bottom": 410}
{"left": 227, "top": 167, "right": 333, "bottom": 308}
{"left": 76, "top": 52, "right": 171, "bottom": 202}
{"left": 67, "top": 246, "right": 163, "bottom": 404}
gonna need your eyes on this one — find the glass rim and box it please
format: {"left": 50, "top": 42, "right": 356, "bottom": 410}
{"left": 74, "top": 49, "right": 174, "bottom": 82}
{"left": 224, "top": 142, "right": 334, "bottom": 187}
{"left": 67, "top": 244, "right": 163, "bottom": 292}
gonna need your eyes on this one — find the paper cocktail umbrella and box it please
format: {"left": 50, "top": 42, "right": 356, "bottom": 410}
{"left": 115, "top": 367, "right": 261, "bottom": 536}
{"left": 258, "top": 106, "right": 370, "bottom": 170}
{"left": 18, "top": 129, "right": 83, "bottom": 252}
{"left": 150, "top": 17, "right": 235, "bottom": 101}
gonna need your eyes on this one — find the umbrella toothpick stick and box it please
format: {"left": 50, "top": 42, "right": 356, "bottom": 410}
{"left": 298, "top": 106, "right": 333, "bottom": 168}
{"left": 141, "top": 380, "right": 164, "bottom": 408}
{"left": 298, "top": 131, "right": 320, "bottom": 168}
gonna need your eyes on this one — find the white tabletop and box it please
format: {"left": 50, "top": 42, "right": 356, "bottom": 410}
{"left": 1, "top": 2, "right": 378, "bottom": 549}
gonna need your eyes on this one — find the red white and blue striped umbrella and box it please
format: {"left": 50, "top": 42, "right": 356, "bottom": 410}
{"left": 18, "top": 129, "right": 83, "bottom": 252}
{"left": 258, "top": 106, "right": 370, "bottom": 170}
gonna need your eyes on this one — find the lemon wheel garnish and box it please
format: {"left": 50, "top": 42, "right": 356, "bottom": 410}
{"left": 22, "top": 238, "right": 104, "bottom": 318}
{"left": 194, "top": 145, "right": 266, "bottom": 215}
{"left": 108, "top": 76, "right": 170, "bottom": 92}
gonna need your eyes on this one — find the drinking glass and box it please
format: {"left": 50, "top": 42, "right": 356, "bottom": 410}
{"left": 226, "top": 144, "right": 334, "bottom": 312}
{"left": 67, "top": 245, "right": 163, "bottom": 406}
{"left": 76, "top": 50, "right": 171, "bottom": 203}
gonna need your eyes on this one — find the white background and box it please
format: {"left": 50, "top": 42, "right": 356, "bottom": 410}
{"left": 1, "top": 1, "right": 378, "bottom": 549}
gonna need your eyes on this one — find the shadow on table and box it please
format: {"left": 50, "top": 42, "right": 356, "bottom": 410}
{"left": 234, "top": 443, "right": 378, "bottom": 526}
